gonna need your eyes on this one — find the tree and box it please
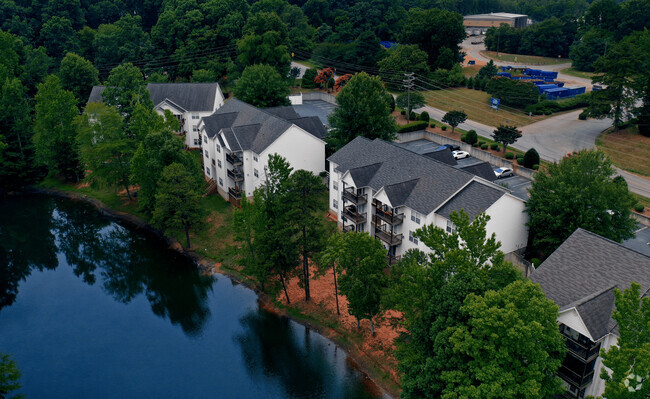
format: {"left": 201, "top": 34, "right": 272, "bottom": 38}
{"left": 491, "top": 125, "right": 521, "bottom": 153}
{"left": 442, "top": 110, "right": 467, "bottom": 134}
{"left": 234, "top": 64, "right": 290, "bottom": 108}
{"left": 522, "top": 148, "right": 540, "bottom": 168}
{"left": 477, "top": 60, "right": 497, "bottom": 79}
{"left": 600, "top": 282, "right": 650, "bottom": 399}
{"left": 237, "top": 12, "right": 291, "bottom": 76}
{"left": 301, "top": 67, "right": 317, "bottom": 88}
{"left": 464, "top": 129, "right": 478, "bottom": 145}
{"left": 443, "top": 280, "right": 565, "bottom": 398}
{"left": 334, "top": 74, "right": 352, "bottom": 92}
{"left": 321, "top": 231, "right": 387, "bottom": 333}
{"left": 377, "top": 44, "right": 429, "bottom": 91}
{"left": 101, "top": 63, "right": 152, "bottom": 135}
{"left": 569, "top": 28, "right": 610, "bottom": 72}
{"left": 33, "top": 75, "right": 82, "bottom": 182}
{"left": 0, "top": 352, "right": 23, "bottom": 399}
{"left": 314, "top": 67, "right": 334, "bottom": 89}
{"left": 486, "top": 77, "right": 539, "bottom": 107}
{"left": 93, "top": 15, "right": 153, "bottom": 69}
{"left": 386, "top": 210, "right": 522, "bottom": 399}
{"left": 152, "top": 163, "right": 205, "bottom": 249}
{"left": 39, "top": 16, "right": 78, "bottom": 59}
{"left": 396, "top": 92, "right": 425, "bottom": 121}
{"left": 286, "top": 169, "right": 329, "bottom": 301}
{"left": 526, "top": 150, "right": 636, "bottom": 256}
{"left": 58, "top": 52, "right": 99, "bottom": 106}
{"left": 76, "top": 102, "right": 135, "bottom": 200}
{"left": 328, "top": 72, "right": 396, "bottom": 151}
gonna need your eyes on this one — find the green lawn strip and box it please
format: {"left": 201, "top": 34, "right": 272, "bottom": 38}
{"left": 480, "top": 51, "right": 569, "bottom": 65}
{"left": 632, "top": 193, "right": 650, "bottom": 210}
{"left": 295, "top": 59, "right": 319, "bottom": 69}
{"left": 560, "top": 67, "right": 599, "bottom": 80}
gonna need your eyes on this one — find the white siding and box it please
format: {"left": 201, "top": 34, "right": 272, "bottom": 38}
{"left": 484, "top": 193, "right": 529, "bottom": 254}
{"left": 261, "top": 125, "right": 325, "bottom": 178}
{"left": 585, "top": 333, "right": 617, "bottom": 398}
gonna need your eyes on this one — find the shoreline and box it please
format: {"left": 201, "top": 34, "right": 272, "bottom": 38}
{"left": 21, "top": 186, "right": 400, "bottom": 399}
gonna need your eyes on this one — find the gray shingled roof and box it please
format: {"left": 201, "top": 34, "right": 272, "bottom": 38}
{"left": 87, "top": 83, "right": 220, "bottom": 112}
{"left": 329, "top": 137, "right": 506, "bottom": 215}
{"left": 349, "top": 163, "right": 382, "bottom": 187}
{"left": 436, "top": 181, "right": 504, "bottom": 221}
{"left": 460, "top": 162, "right": 497, "bottom": 182}
{"left": 265, "top": 106, "right": 302, "bottom": 120}
{"left": 530, "top": 228, "right": 650, "bottom": 341}
{"left": 384, "top": 180, "right": 419, "bottom": 208}
{"left": 201, "top": 99, "right": 324, "bottom": 153}
{"left": 265, "top": 106, "right": 327, "bottom": 140}
{"left": 423, "top": 150, "right": 457, "bottom": 166}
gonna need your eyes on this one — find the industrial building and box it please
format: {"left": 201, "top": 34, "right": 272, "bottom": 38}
{"left": 464, "top": 12, "right": 528, "bottom": 35}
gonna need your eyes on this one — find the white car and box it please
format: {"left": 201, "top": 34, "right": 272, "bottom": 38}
{"left": 494, "top": 167, "right": 514, "bottom": 178}
{"left": 452, "top": 150, "right": 470, "bottom": 160}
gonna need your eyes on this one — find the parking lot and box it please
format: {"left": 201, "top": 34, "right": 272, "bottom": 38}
{"left": 292, "top": 100, "right": 336, "bottom": 126}
{"left": 622, "top": 224, "right": 650, "bottom": 256}
{"left": 396, "top": 139, "right": 532, "bottom": 200}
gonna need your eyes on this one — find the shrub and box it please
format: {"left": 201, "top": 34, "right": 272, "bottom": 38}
{"left": 430, "top": 122, "right": 436, "bottom": 128}
{"left": 397, "top": 121, "right": 429, "bottom": 133}
{"left": 516, "top": 156, "right": 524, "bottom": 164}
{"left": 634, "top": 203, "right": 645, "bottom": 212}
{"left": 472, "top": 142, "right": 479, "bottom": 147}
{"left": 419, "top": 111, "right": 430, "bottom": 122}
{"left": 478, "top": 141, "right": 486, "bottom": 146}
{"left": 301, "top": 68, "right": 317, "bottom": 88}
{"left": 400, "top": 110, "right": 406, "bottom": 115}
{"left": 505, "top": 152, "right": 515, "bottom": 159}
{"left": 385, "top": 93, "right": 396, "bottom": 113}
{"left": 490, "top": 143, "right": 499, "bottom": 150}
{"left": 481, "top": 143, "right": 488, "bottom": 149}
{"left": 409, "top": 111, "right": 417, "bottom": 121}
{"left": 523, "top": 148, "right": 540, "bottom": 169}
{"left": 319, "top": 171, "right": 328, "bottom": 177}
{"left": 578, "top": 111, "right": 588, "bottom": 120}
{"left": 464, "top": 130, "right": 478, "bottom": 145}
{"left": 533, "top": 164, "right": 540, "bottom": 170}
{"left": 531, "top": 258, "right": 542, "bottom": 268}
{"left": 441, "top": 125, "right": 447, "bottom": 131}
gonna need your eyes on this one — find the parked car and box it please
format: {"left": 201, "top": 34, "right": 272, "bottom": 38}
{"left": 494, "top": 167, "right": 514, "bottom": 178}
{"left": 440, "top": 144, "right": 461, "bottom": 151}
{"left": 452, "top": 150, "right": 470, "bottom": 160}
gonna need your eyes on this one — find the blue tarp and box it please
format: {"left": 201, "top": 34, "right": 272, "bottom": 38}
{"left": 380, "top": 41, "right": 398, "bottom": 49}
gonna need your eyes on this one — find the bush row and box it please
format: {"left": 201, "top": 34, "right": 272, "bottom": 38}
{"left": 524, "top": 94, "right": 590, "bottom": 115}
{"left": 397, "top": 121, "right": 429, "bottom": 133}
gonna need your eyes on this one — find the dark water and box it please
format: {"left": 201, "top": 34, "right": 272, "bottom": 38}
{"left": 0, "top": 195, "right": 387, "bottom": 399}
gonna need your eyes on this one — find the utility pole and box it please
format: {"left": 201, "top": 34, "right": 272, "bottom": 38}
{"left": 403, "top": 72, "right": 415, "bottom": 121}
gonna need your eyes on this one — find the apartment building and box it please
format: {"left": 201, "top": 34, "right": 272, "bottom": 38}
{"left": 328, "top": 137, "right": 529, "bottom": 263}
{"left": 199, "top": 98, "right": 327, "bottom": 204}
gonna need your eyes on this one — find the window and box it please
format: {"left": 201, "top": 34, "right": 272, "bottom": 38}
{"left": 203, "top": 135, "right": 208, "bottom": 144}
{"left": 446, "top": 220, "right": 456, "bottom": 233}
{"left": 408, "top": 230, "right": 419, "bottom": 244}
{"left": 218, "top": 178, "right": 223, "bottom": 186}
{"left": 205, "top": 167, "right": 210, "bottom": 176}
{"left": 332, "top": 181, "right": 338, "bottom": 191}
{"left": 193, "top": 139, "right": 200, "bottom": 146}
{"left": 192, "top": 125, "right": 198, "bottom": 132}
{"left": 254, "top": 169, "right": 259, "bottom": 178}
{"left": 204, "top": 150, "right": 209, "bottom": 158}
{"left": 192, "top": 113, "right": 200, "bottom": 119}
{"left": 253, "top": 155, "right": 258, "bottom": 162}
{"left": 411, "top": 210, "right": 421, "bottom": 225}
{"left": 217, "top": 160, "right": 222, "bottom": 168}
{"left": 333, "top": 199, "right": 338, "bottom": 209}
{"left": 216, "top": 144, "right": 221, "bottom": 153}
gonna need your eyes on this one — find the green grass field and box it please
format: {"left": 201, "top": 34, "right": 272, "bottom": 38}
{"left": 560, "top": 67, "right": 600, "bottom": 80}
{"left": 419, "top": 88, "right": 536, "bottom": 127}
{"left": 481, "top": 51, "right": 569, "bottom": 66}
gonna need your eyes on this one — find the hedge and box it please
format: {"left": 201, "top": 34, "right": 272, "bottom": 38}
{"left": 634, "top": 203, "right": 645, "bottom": 212}
{"left": 524, "top": 94, "right": 590, "bottom": 116}
{"left": 397, "top": 121, "right": 429, "bottom": 133}
{"left": 481, "top": 143, "right": 488, "bottom": 149}
{"left": 430, "top": 122, "right": 436, "bottom": 128}
{"left": 441, "top": 126, "right": 447, "bottom": 131}
{"left": 490, "top": 143, "right": 499, "bottom": 150}
{"left": 505, "top": 152, "right": 515, "bottom": 159}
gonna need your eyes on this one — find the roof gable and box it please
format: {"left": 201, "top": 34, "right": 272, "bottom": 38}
{"left": 436, "top": 180, "right": 504, "bottom": 221}
{"left": 87, "top": 83, "right": 220, "bottom": 112}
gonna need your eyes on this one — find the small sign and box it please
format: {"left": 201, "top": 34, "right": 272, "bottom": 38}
{"left": 490, "top": 97, "right": 500, "bottom": 110}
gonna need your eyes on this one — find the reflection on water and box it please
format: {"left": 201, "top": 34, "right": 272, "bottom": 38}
{"left": 0, "top": 195, "right": 387, "bottom": 399}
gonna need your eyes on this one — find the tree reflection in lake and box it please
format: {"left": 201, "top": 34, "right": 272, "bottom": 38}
{"left": 1, "top": 195, "right": 214, "bottom": 336}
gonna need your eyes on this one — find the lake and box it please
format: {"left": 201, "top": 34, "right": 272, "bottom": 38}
{"left": 0, "top": 195, "right": 388, "bottom": 399}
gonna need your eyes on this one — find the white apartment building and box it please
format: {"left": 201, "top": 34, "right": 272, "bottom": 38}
{"left": 88, "top": 82, "right": 225, "bottom": 148}
{"left": 199, "top": 98, "right": 327, "bottom": 204}
{"left": 328, "top": 137, "right": 529, "bottom": 263}
{"left": 530, "top": 228, "right": 650, "bottom": 399}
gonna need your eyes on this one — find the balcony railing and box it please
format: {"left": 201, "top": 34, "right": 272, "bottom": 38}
{"left": 227, "top": 168, "right": 244, "bottom": 182}
{"left": 226, "top": 152, "right": 243, "bottom": 166}
{"left": 229, "top": 187, "right": 242, "bottom": 199}
{"left": 387, "top": 254, "right": 401, "bottom": 265}
{"left": 558, "top": 366, "right": 595, "bottom": 389}
{"left": 375, "top": 228, "right": 403, "bottom": 246}
{"left": 342, "top": 187, "right": 367, "bottom": 205}
{"left": 343, "top": 206, "right": 366, "bottom": 224}
{"left": 374, "top": 207, "right": 404, "bottom": 226}
{"left": 564, "top": 338, "right": 601, "bottom": 361}
{"left": 342, "top": 224, "right": 355, "bottom": 233}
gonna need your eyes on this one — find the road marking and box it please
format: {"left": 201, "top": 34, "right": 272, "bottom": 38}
{"left": 634, "top": 226, "right": 648, "bottom": 234}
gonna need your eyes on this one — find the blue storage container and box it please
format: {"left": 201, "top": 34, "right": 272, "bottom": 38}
{"left": 544, "top": 87, "right": 569, "bottom": 99}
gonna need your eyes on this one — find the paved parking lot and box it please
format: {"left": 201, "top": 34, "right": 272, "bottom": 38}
{"left": 622, "top": 224, "right": 650, "bottom": 256}
{"left": 292, "top": 100, "right": 336, "bottom": 126}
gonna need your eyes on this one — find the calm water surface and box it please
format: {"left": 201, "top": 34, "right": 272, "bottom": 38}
{"left": 0, "top": 195, "right": 387, "bottom": 399}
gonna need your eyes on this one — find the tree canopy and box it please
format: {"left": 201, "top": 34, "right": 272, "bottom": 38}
{"left": 526, "top": 150, "right": 636, "bottom": 256}
{"left": 234, "top": 64, "right": 290, "bottom": 108}
{"left": 442, "top": 110, "right": 467, "bottom": 134}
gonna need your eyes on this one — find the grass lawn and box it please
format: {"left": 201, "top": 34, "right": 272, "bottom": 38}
{"left": 462, "top": 65, "right": 481, "bottom": 77}
{"left": 597, "top": 126, "right": 650, "bottom": 177}
{"left": 480, "top": 51, "right": 569, "bottom": 65}
{"left": 419, "top": 88, "right": 537, "bottom": 127}
{"left": 560, "top": 67, "right": 600, "bottom": 80}
{"left": 295, "top": 59, "right": 319, "bottom": 69}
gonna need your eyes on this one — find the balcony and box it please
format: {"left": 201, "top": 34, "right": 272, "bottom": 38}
{"left": 226, "top": 152, "right": 243, "bottom": 166}
{"left": 373, "top": 207, "right": 404, "bottom": 226}
{"left": 342, "top": 187, "right": 367, "bottom": 205}
{"left": 229, "top": 187, "right": 242, "bottom": 199}
{"left": 564, "top": 338, "right": 601, "bottom": 361}
{"left": 227, "top": 168, "right": 244, "bottom": 182}
{"left": 211, "top": 159, "right": 215, "bottom": 166}
{"left": 343, "top": 206, "right": 366, "bottom": 224}
{"left": 375, "top": 228, "right": 403, "bottom": 246}
{"left": 342, "top": 224, "right": 355, "bottom": 233}
{"left": 387, "top": 254, "right": 401, "bottom": 265}
{"left": 557, "top": 366, "right": 595, "bottom": 389}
